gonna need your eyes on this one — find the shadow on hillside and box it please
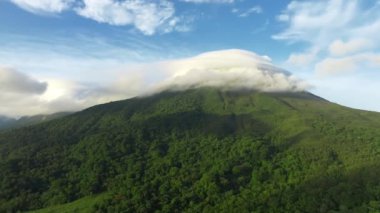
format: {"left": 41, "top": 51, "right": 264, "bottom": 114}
{"left": 132, "top": 111, "right": 271, "bottom": 139}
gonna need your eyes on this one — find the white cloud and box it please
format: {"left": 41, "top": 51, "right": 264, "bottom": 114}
{"left": 0, "top": 92, "right": 49, "bottom": 117}
{"left": 38, "top": 79, "right": 142, "bottom": 113}
{"left": 315, "top": 57, "right": 358, "bottom": 76}
{"left": 315, "top": 53, "right": 380, "bottom": 76}
{"left": 275, "top": 0, "right": 380, "bottom": 75}
{"left": 143, "top": 49, "right": 309, "bottom": 93}
{"left": 0, "top": 50, "right": 309, "bottom": 117}
{"left": 10, "top": 0, "right": 73, "bottom": 13}
{"left": 181, "top": 0, "right": 234, "bottom": 3}
{"left": 0, "top": 67, "right": 49, "bottom": 117}
{"left": 286, "top": 48, "right": 319, "bottom": 67}
{"left": 0, "top": 75, "right": 145, "bottom": 117}
{"left": 273, "top": 0, "right": 359, "bottom": 43}
{"left": 277, "top": 14, "right": 289, "bottom": 22}
{"left": 232, "top": 6, "right": 263, "bottom": 18}
{"left": 329, "top": 39, "right": 373, "bottom": 57}
{"left": 274, "top": 0, "right": 380, "bottom": 48}
{"left": 76, "top": 0, "right": 178, "bottom": 35}
{"left": 9, "top": 0, "right": 190, "bottom": 35}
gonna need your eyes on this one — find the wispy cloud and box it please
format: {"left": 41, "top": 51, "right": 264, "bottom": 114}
{"left": 273, "top": 0, "right": 359, "bottom": 44}
{"left": 10, "top": 0, "right": 74, "bottom": 14}
{"left": 275, "top": 0, "right": 380, "bottom": 76}
{"left": 232, "top": 6, "right": 263, "bottom": 18}
{"left": 180, "top": 0, "right": 234, "bottom": 3}
{"left": 328, "top": 39, "right": 373, "bottom": 57}
{"left": 9, "top": 0, "right": 191, "bottom": 35}
{"left": 286, "top": 47, "right": 319, "bottom": 67}
{"left": 315, "top": 53, "right": 380, "bottom": 76}
{"left": 0, "top": 31, "right": 187, "bottom": 79}
{"left": 76, "top": 0, "right": 181, "bottom": 35}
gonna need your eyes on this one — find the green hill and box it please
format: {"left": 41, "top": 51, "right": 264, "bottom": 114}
{"left": 0, "top": 112, "right": 72, "bottom": 131}
{"left": 1, "top": 88, "right": 380, "bottom": 212}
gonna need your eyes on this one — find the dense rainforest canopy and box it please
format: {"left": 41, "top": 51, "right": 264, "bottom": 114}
{"left": 1, "top": 88, "right": 380, "bottom": 212}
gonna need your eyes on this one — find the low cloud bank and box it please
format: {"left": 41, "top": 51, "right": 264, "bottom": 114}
{"left": 0, "top": 67, "right": 47, "bottom": 95}
{"left": 1, "top": 49, "right": 308, "bottom": 117}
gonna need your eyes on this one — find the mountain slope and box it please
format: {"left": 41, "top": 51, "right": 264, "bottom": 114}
{"left": 0, "top": 116, "right": 16, "bottom": 129}
{"left": 0, "top": 112, "right": 72, "bottom": 131}
{"left": 1, "top": 88, "right": 380, "bottom": 212}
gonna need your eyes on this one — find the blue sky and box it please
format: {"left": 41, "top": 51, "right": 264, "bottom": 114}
{"left": 1, "top": 0, "right": 380, "bottom": 116}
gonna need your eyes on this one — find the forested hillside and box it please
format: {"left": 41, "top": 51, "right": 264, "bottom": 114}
{"left": 0, "top": 112, "right": 71, "bottom": 131}
{"left": 1, "top": 88, "right": 380, "bottom": 212}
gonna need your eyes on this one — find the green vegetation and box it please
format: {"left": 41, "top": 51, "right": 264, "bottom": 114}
{"left": 29, "top": 194, "right": 107, "bottom": 213}
{"left": 1, "top": 88, "right": 380, "bottom": 212}
{"left": 0, "top": 112, "right": 72, "bottom": 131}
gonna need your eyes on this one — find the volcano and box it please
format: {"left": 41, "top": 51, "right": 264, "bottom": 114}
{"left": 1, "top": 88, "right": 380, "bottom": 212}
